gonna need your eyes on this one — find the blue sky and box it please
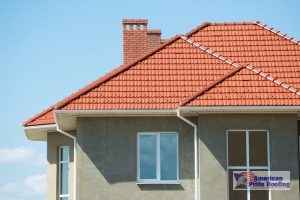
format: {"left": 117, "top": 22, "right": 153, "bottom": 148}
{"left": 0, "top": 0, "right": 299, "bottom": 199}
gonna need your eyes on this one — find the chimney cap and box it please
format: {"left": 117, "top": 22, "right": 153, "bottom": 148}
{"left": 147, "top": 29, "right": 161, "bottom": 34}
{"left": 122, "top": 19, "right": 148, "bottom": 25}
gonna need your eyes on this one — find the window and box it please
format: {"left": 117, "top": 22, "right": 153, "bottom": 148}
{"left": 59, "top": 146, "right": 69, "bottom": 200}
{"left": 137, "top": 132, "right": 179, "bottom": 184}
{"left": 227, "top": 130, "right": 270, "bottom": 200}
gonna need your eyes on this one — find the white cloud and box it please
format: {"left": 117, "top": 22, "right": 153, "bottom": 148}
{"left": 0, "top": 147, "right": 47, "bottom": 200}
{"left": 25, "top": 174, "right": 46, "bottom": 194}
{"left": 33, "top": 153, "right": 47, "bottom": 167}
{"left": 0, "top": 147, "right": 46, "bottom": 166}
{"left": 0, "top": 174, "right": 46, "bottom": 200}
{"left": 0, "top": 147, "right": 34, "bottom": 164}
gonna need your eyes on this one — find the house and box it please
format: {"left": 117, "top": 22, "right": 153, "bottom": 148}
{"left": 23, "top": 19, "right": 300, "bottom": 200}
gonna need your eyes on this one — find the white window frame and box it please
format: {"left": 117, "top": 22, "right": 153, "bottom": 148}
{"left": 226, "top": 130, "right": 271, "bottom": 200}
{"left": 59, "top": 146, "right": 70, "bottom": 200}
{"left": 137, "top": 132, "right": 179, "bottom": 184}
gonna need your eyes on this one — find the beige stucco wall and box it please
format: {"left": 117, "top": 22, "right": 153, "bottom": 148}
{"left": 46, "top": 114, "right": 299, "bottom": 200}
{"left": 47, "top": 131, "right": 74, "bottom": 200}
{"left": 76, "top": 117, "right": 196, "bottom": 200}
{"left": 198, "top": 114, "right": 299, "bottom": 200}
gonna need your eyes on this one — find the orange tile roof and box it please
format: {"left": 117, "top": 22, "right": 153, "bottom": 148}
{"left": 184, "top": 67, "right": 300, "bottom": 106}
{"left": 188, "top": 21, "right": 300, "bottom": 88}
{"left": 23, "top": 21, "right": 300, "bottom": 127}
{"left": 24, "top": 106, "right": 55, "bottom": 126}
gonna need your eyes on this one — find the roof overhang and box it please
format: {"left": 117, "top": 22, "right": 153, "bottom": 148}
{"left": 54, "top": 109, "right": 178, "bottom": 130}
{"left": 23, "top": 124, "right": 57, "bottom": 141}
{"left": 24, "top": 106, "right": 300, "bottom": 140}
{"left": 178, "top": 106, "right": 300, "bottom": 115}
{"left": 55, "top": 106, "right": 300, "bottom": 130}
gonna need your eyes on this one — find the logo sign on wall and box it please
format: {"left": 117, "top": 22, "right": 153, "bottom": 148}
{"left": 233, "top": 171, "right": 290, "bottom": 190}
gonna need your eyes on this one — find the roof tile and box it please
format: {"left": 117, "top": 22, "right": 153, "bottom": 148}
{"left": 187, "top": 68, "right": 300, "bottom": 106}
{"left": 59, "top": 38, "right": 234, "bottom": 111}
{"left": 189, "top": 22, "right": 300, "bottom": 89}
{"left": 23, "top": 21, "right": 300, "bottom": 127}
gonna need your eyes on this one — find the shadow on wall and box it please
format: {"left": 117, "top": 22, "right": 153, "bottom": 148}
{"left": 76, "top": 117, "right": 196, "bottom": 190}
{"left": 198, "top": 114, "right": 299, "bottom": 180}
{"left": 137, "top": 184, "right": 184, "bottom": 191}
{"left": 47, "top": 131, "right": 75, "bottom": 165}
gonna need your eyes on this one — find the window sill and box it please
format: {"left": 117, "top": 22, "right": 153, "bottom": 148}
{"left": 136, "top": 181, "right": 180, "bottom": 185}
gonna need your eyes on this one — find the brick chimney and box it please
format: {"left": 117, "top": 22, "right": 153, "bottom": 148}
{"left": 147, "top": 29, "right": 162, "bottom": 51}
{"left": 122, "top": 19, "right": 162, "bottom": 65}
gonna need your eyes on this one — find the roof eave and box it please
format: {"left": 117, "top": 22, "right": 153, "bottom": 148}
{"left": 178, "top": 106, "right": 300, "bottom": 115}
{"left": 54, "top": 109, "right": 179, "bottom": 131}
{"left": 23, "top": 124, "right": 57, "bottom": 141}
{"left": 23, "top": 106, "right": 300, "bottom": 139}
{"left": 55, "top": 107, "right": 300, "bottom": 130}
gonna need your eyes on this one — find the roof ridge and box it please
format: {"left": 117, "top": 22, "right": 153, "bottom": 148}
{"left": 181, "top": 36, "right": 240, "bottom": 68}
{"left": 185, "top": 22, "right": 211, "bottom": 37}
{"left": 255, "top": 21, "right": 300, "bottom": 45}
{"left": 185, "top": 21, "right": 300, "bottom": 45}
{"left": 210, "top": 21, "right": 258, "bottom": 26}
{"left": 180, "top": 65, "right": 245, "bottom": 106}
{"left": 180, "top": 35, "right": 300, "bottom": 98}
{"left": 245, "top": 65, "right": 300, "bottom": 96}
{"left": 185, "top": 21, "right": 260, "bottom": 37}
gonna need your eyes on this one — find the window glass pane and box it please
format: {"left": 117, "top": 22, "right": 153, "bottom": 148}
{"left": 250, "top": 190, "right": 268, "bottom": 200}
{"left": 250, "top": 169, "right": 269, "bottom": 199}
{"left": 160, "top": 133, "right": 178, "bottom": 180}
{"left": 60, "top": 163, "right": 69, "bottom": 195}
{"left": 229, "top": 169, "right": 247, "bottom": 200}
{"left": 249, "top": 131, "right": 268, "bottom": 166}
{"left": 60, "top": 197, "right": 68, "bottom": 200}
{"left": 139, "top": 135, "right": 157, "bottom": 179}
{"left": 228, "top": 131, "right": 246, "bottom": 166}
{"left": 61, "top": 147, "right": 69, "bottom": 162}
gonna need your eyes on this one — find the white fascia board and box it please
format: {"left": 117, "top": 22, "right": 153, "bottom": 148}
{"left": 23, "top": 124, "right": 57, "bottom": 141}
{"left": 52, "top": 106, "right": 300, "bottom": 131}
{"left": 25, "top": 106, "right": 300, "bottom": 140}
{"left": 54, "top": 109, "right": 178, "bottom": 131}
{"left": 54, "top": 109, "right": 178, "bottom": 116}
{"left": 178, "top": 106, "right": 300, "bottom": 114}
